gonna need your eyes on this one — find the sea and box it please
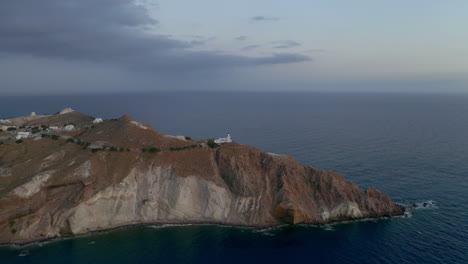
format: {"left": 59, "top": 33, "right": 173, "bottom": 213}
{"left": 0, "top": 92, "right": 467, "bottom": 264}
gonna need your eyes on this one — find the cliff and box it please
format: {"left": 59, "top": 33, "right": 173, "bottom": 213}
{"left": 0, "top": 110, "right": 404, "bottom": 244}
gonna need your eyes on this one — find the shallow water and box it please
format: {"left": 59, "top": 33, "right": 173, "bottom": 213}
{"left": 1, "top": 92, "right": 467, "bottom": 263}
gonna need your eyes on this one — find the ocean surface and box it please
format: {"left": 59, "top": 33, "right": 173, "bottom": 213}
{"left": 0, "top": 92, "right": 467, "bottom": 264}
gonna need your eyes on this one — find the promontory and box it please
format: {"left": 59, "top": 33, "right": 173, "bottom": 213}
{"left": 0, "top": 109, "right": 404, "bottom": 244}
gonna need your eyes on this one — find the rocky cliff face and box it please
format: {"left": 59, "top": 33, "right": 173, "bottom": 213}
{"left": 0, "top": 111, "right": 404, "bottom": 244}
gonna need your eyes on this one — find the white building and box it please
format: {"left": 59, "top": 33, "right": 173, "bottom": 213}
{"left": 49, "top": 126, "right": 59, "bottom": 130}
{"left": 59, "top": 108, "right": 74, "bottom": 114}
{"left": 16, "top": 131, "right": 31, "bottom": 140}
{"left": 93, "top": 118, "right": 103, "bottom": 124}
{"left": 64, "top": 124, "right": 75, "bottom": 131}
{"left": 214, "top": 133, "right": 232, "bottom": 144}
{"left": 31, "top": 112, "right": 37, "bottom": 116}
{"left": 0, "top": 119, "right": 11, "bottom": 124}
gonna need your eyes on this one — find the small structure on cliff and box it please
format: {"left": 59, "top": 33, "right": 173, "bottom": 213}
{"left": 0, "top": 119, "right": 11, "bottom": 124}
{"left": 93, "top": 118, "right": 103, "bottom": 124}
{"left": 214, "top": 133, "right": 232, "bottom": 144}
{"left": 59, "top": 108, "right": 74, "bottom": 115}
{"left": 64, "top": 124, "right": 75, "bottom": 131}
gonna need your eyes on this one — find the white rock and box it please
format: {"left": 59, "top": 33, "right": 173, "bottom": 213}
{"left": 12, "top": 171, "right": 54, "bottom": 198}
{"left": 130, "top": 121, "right": 148, "bottom": 130}
{"left": 68, "top": 167, "right": 234, "bottom": 234}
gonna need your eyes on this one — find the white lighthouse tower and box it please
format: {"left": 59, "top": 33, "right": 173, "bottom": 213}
{"left": 214, "top": 133, "right": 232, "bottom": 144}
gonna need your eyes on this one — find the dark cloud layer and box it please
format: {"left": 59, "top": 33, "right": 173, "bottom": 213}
{"left": 0, "top": 0, "right": 309, "bottom": 72}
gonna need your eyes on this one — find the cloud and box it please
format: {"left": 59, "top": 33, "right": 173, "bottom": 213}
{"left": 236, "top": 36, "right": 248, "bottom": 41}
{"left": 0, "top": 1, "right": 309, "bottom": 73}
{"left": 241, "top": 45, "right": 260, "bottom": 51}
{"left": 250, "top": 16, "right": 280, "bottom": 22}
{"left": 303, "top": 49, "right": 325, "bottom": 53}
{"left": 272, "top": 40, "right": 301, "bottom": 49}
{"left": 251, "top": 53, "right": 311, "bottom": 65}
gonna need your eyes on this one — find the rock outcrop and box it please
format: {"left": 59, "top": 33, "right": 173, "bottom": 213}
{"left": 0, "top": 111, "right": 404, "bottom": 244}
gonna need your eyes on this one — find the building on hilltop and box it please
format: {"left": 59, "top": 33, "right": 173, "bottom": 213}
{"left": 93, "top": 118, "right": 103, "bottom": 124}
{"left": 214, "top": 133, "right": 232, "bottom": 144}
{"left": 59, "top": 108, "right": 74, "bottom": 115}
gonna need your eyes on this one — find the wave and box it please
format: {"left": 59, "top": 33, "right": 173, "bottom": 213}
{"left": 148, "top": 224, "right": 193, "bottom": 229}
{"left": 399, "top": 200, "right": 437, "bottom": 218}
{"left": 410, "top": 200, "right": 437, "bottom": 210}
{"left": 322, "top": 226, "right": 335, "bottom": 231}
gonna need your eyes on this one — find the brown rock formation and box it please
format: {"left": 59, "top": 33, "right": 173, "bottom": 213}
{"left": 0, "top": 111, "right": 404, "bottom": 245}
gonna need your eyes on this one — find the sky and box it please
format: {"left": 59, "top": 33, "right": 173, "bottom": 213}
{"left": 0, "top": 0, "right": 467, "bottom": 94}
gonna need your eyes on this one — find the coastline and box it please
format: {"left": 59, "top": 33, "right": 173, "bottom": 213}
{"left": 0, "top": 212, "right": 405, "bottom": 248}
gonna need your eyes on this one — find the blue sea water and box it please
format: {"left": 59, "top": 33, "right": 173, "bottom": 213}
{"left": 0, "top": 92, "right": 467, "bottom": 263}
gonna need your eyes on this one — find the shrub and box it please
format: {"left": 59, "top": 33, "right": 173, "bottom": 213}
{"left": 51, "top": 135, "right": 60, "bottom": 140}
{"left": 149, "top": 147, "right": 161, "bottom": 153}
{"left": 66, "top": 138, "right": 75, "bottom": 143}
{"left": 77, "top": 141, "right": 90, "bottom": 147}
{"left": 31, "top": 127, "right": 41, "bottom": 134}
{"left": 119, "top": 148, "right": 125, "bottom": 152}
{"left": 19, "top": 125, "right": 25, "bottom": 129}
{"left": 7, "top": 127, "right": 16, "bottom": 131}
{"left": 0, "top": 141, "right": 4, "bottom": 145}
{"left": 41, "top": 133, "right": 49, "bottom": 138}
{"left": 207, "top": 139, "right": 218, "bottom": 148}
{"left": 142, "top": 148, "right": 147, "bottom": 152}
{"left": 11, "top": 228, "right": 17, "bottom": 234}
{"left": 16, "top": 139, "right": 23, "bottom": 144}
{"left": 185, "top": 136, "right": 192, "bottom": 141}
{"left": 0, "top": 129, "right": 3, "bottom": 132}
{"left": 110, "top": 146, "right": 118, "bottom": 151}
{"left": 92, "top": 148, "right": 99, "bottom": 153}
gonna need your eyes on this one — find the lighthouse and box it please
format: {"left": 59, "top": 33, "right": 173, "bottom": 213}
{"left": 214, "top": 133, "right": 232, "bottom": 144}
